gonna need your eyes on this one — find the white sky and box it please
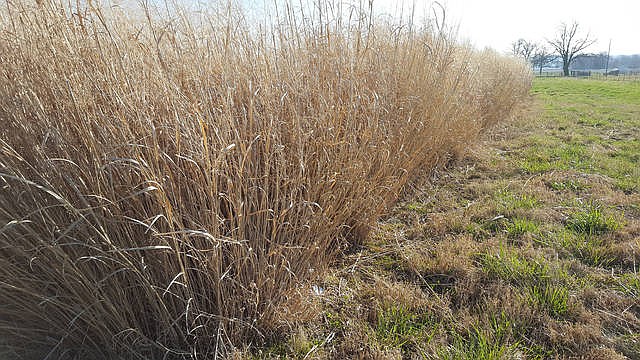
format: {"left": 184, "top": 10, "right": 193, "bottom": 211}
{"left": 373, "top": 0, "right": 640, "bottom": 55}
{"left": 187, "top": 0, "right": 638, "bottom": 54}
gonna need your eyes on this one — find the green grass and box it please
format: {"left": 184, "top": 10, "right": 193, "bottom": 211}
{"left": 496, "top": 189, "right": 538, "bottom": 210}
{"left": 547, "top": 179, "right": 587, "bottom": 191}
{"left": 617, "top": 333, "right": 640, "bottom": 359}
{"left": 616, "top": 273, "right": 640, "bottom": 298}
{"left": 435, "top": 314, "right": 518, "bottom": 360}
{"left": 480, "top": 249, "right": 555, "bottom": 285}
{"left": 436, "top": 329, "right": 515, "bottom": 360}
{"left": 324, "top": 311, "right": 345, "bottom": 331}
{"left": 555, "top": 229, "right": 615, "bottom": 267}
{"left": 520, "top": 143, "right": 593, "bottom": 173}
{"left": 566, "top": 201, "right": 622, "bottom": 236}
{"left": 530, "top": 78, "right": 640, "bottom": 191}
{"left": 526, "top": 283, "right": 569, "bottom": 318}
{"left": 505, "top": 218, "right": 539, "bottom": 238}
{"left": 405, "top": 201, "right": 432, "bottom": 215}
{"left": 376, "top": 306, "right": 437, "bottom": 349}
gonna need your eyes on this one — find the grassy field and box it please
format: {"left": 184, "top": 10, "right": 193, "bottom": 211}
{"left": 259, "top": 78, "right": 640, "bottom": 359}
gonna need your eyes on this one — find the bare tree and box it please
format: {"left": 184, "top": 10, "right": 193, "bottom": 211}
{"left": 511, "top": 38, "right": 539, "bottom": 61}
{"left": 547, "top": 22, "right": 596, "bottom": 76}
{"left": 532, "top": 46, "right": 556, "bottom": 75}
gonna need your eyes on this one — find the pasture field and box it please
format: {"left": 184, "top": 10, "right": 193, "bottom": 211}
{"left": 258, "top": 78, "right": 640, "bottom": 359}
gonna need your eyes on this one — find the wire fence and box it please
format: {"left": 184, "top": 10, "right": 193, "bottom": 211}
{"left": 535, "top": 70, "right": 640, "bottom": 81}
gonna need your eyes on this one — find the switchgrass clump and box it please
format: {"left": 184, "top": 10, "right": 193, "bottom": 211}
{"left": 0, "top": 0, "right": 531, "bottom": 357}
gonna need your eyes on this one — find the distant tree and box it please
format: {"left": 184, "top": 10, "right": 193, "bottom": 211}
{"left": 547, "top": 22, "right": 596, "bottom": 76}
{"left": 531, "top": 46, "right": 556, "bottom": 75}
{"left": 608, "top": 55, "right": 640, "bottom": 70}
{"left": 571, "top": 52, "right": 607, "bottom": 70}
{"left": 511, "top": 39, "right": 539, "bottom": 61}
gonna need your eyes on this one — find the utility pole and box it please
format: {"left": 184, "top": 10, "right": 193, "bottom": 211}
{"left": 605, "top": 39, "right": 611, "bottom": 77}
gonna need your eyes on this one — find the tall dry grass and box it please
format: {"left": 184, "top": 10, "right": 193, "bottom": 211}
{"left": 0, "top": 0, "right": 531, "bottom": 358}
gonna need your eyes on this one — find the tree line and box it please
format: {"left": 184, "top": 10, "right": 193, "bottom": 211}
{"left": 512, "top": 22, "right": 596, "bottom": 76}
{"left": 571, "top": 54, "right": 640, "bottom": 70}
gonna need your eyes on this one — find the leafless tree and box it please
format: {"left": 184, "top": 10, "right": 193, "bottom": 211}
{"left": 547, "top": 22, "right": 596, "bottom": 76}
{"left": 511, "top": 39, "right": 539, "bottom": 61}
{"left": 532, "top": 46, "right": 556, "bottom": 75}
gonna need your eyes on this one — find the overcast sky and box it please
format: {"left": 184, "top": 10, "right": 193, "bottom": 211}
{"left": 373, "top": 0, "right": 639, "bottom": 55}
